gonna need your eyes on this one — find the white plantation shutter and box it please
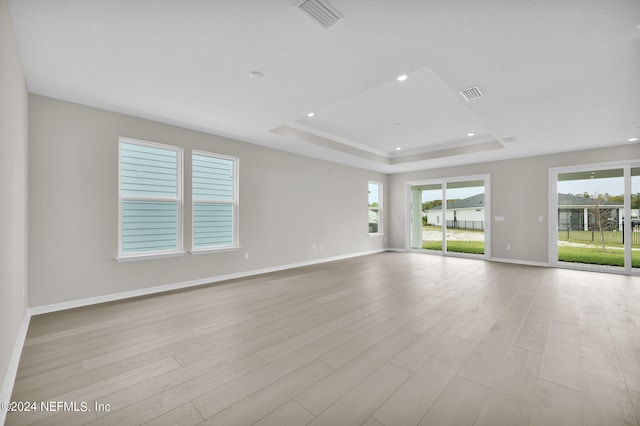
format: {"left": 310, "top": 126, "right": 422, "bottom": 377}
{"left": 119, "top": 139, "right": 182, "bottom": 257}
{"left": 192, "top": 152, "right": 237, "bottom": 249}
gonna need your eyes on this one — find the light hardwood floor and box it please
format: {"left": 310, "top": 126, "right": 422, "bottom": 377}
{"left": 6, "top": 252, "right": 640, "bottom": 426}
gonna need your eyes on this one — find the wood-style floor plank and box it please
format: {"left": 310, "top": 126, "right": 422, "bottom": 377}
{"left": 141, "top": 403, "right": 203, "bottom": 426}
{"left": 251, "top": 400, "right": 314, "bottom": 426}
{"left": 374, "top": 335, "right": 478, "bottom": 426}
{"left": 418, "top": 375, "right": 489, "bottom": 426}
{"left": 307, "top": 363, "right": 411, "bottom": 426}
{"left": 5, "top": 252, "right": 640, "bottom": 426}
{"left": 294, "top": 329, "right": 418, "bottom": 415}
{"left": 199, "top": 360, "right": 334, "bottom": 425}
{"left": 529, "top": 379, "right": 583, "bottom": 426}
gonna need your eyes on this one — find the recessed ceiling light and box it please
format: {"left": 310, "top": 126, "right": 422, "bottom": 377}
{"left": 396, "top": 74, "right": 408, "bottom": 82}
{"left": 248, "top": 71, "right": 264, "bottom": 79}
{"left": 395, "top": 147, "right": 402, "bottom": 151}
{"left": 307, "top": 112, "right": 315, "bottom": 117}
{"left": 467, "top": 132, "right": 475, "bottom": 137}
{"left": 394, "top": 122, "right": 404, "bottom": 126}
{"left": 628, "top": 137, "right": 638, "bottom": 142}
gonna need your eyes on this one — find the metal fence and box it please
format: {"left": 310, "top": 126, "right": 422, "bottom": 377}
{"left": 560, "top": 227, "right": 640, "bottom": 246}
{"left": 445, "top": 220, "right": 484, "bottom": 231}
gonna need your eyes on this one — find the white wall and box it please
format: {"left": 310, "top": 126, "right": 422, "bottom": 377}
{"left": 28, "top": 95, "right": 388, "bottom": 307}
{"left": 389, "top": 145, "right": 640, "bottom": 263}
{"left": 0, "top": 0, "right": 29, "bottom": 415}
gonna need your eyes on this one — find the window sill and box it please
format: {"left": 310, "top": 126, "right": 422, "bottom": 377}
{"left": 368, "top": 233, "right": 385, "bottom": 237}
{"left": 190, "top": 246, "right": 241, "bottom": 255}
{"left": 116, "top": 251, "right": 186, "bottom": 263}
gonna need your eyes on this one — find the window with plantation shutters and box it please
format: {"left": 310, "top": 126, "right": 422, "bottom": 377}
{"left": 118, "top": 138, "right": 183, "bottom": 260}
{"left": 192, "top": 151, "right": 238, "bottom": 251}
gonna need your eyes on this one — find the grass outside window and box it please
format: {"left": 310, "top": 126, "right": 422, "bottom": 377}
{"left": 422, "top": 241, "right": 485, "bottom": 255}
{"left": 558, "top": 246, "right": 640, "bottom": 268}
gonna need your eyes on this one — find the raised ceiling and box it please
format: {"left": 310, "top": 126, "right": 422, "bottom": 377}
{"left": 8, "top": 0, "right": 640, "bottom": 173}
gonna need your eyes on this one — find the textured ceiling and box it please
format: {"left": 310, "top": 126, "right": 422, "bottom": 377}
{"left": 8, "top": 0, "right": 640, "bottom": 173}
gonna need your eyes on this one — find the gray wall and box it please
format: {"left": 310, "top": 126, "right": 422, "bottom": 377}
{"left": 0, "top": 0, "right": 29, "bottom": 402}
{"left": 28, "top": 95, "right": 388, "bottom": 307}
{"left": 389, "top": 144, "right": 639, "bottom": 263}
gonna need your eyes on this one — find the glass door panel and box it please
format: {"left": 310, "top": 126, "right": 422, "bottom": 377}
{"left": 411, "top": 184, "right": 442, "bottom": 251}
{"left": 632, "top": 167, "right": 640, "bottom": 271}
{"left": 557, "top": 169, "right": 624, "bottom": 270}
{"left": 445, "top": 180, "right": 485, "bottom": 255}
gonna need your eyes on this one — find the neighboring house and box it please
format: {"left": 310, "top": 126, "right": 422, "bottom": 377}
{"left": 424, "top": 193, "right": 485, "bottom": 229}
{"left": 424, "top": 193, "right": 626, "bottom": 231}
{"left": 368, "top": 206, "right": 379, "bottom": 233}
{"left": 557, "top": 193, "right": 623, "bottom": 231}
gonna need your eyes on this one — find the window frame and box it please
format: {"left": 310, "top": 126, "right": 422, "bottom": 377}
{"left": 191, "top": 150, "right": 239, "bottom": 254}
{"left": 117, "top": 137, "right": 184, "bottom": 262}
{"left": 548, "top": 160, "right": 640, "bottom": 275}
{"left": 404, "top": 174, "right": 491, "bottom": 259}
{"left": 368, "top": 181, "right": 383, "bottom": 236}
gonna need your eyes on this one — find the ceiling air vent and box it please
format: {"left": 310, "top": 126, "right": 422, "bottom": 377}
{"left": 460, "top": 86, "right": 483, "bottom": 102}
{"left": 503, "top": 137, "right": 517, "bottom": 144}
{"left": 298, "top": 0, "right": 343, "bottom": 28}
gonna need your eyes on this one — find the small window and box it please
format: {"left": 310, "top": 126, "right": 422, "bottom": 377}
{"left": 118, "top": 138, "right": 183, "bottom": 259}
{"left": 368, "top": 181, "right": 383, "bottom": 235}
{"left": 192, "top": 151, "right": 238, "bottom": 251}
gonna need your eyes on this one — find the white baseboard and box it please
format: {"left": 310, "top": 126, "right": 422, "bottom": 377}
{"left": 490, "top": 257, "right": 550, "bottom": 268}
{"left": 30, "top": 249, "right": 390, "bottom": 316}
{"left": 0, "top": 311, "right": 30, "bottom": 426}
{"left": 385, "top": 247, "right": 407, "bottom": 252}
{"left": 401, "top": 248, "right": 550, "bottom": 268}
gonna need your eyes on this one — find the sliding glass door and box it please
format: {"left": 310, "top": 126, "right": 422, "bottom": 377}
{"left": 409, "top": 175, "right": 489, "bottom": 258}
{"left": 556, "top": 169, "right": 624, "bottom": 270}
{"left": 551, "top": 163, "right": 639, "bottom": 274}
{"left": 633, "top": 167, "right": 640, "bottom": 272}
{"left": 445, "top": 180, "right": 485, "bottom": 255}
{"left": 411, "top": 184, "right": 442, "bottom": 251}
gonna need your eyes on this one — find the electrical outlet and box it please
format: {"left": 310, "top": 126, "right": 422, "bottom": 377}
{"left": 506, "top": 244, "right": 511, "bottom": 250}
{"left": 320, "top": 243, "right": 324, "bottom": 251}
{"left": 243, "top": 252, "right": 249, "bottom": 260}
{"left": 312, "top": 244, "right": 316, "bottom": 251}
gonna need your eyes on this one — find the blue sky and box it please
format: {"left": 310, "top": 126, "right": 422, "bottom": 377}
{"left": 418, "top": 175, "right": 640, "bottom": 203}
{"left": 368, "top": 182, "right": 380, "bottom": 205}
{"left": 557, "top": 177, "right": 625, "bottom": 197}
{"left": 415, "top": 170, "right": 640, "bottom": 204}
{"left": 420, "top": 185, "right": 484, "bottom": 203}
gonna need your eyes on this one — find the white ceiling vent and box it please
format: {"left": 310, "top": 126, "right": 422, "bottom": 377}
{"left": 298, "top": 0, "right": 343, "bottom": 28}
{"left": 503, "top": 137, "right": 517, "bottom": 144}
{"left": 460, "top": 86, "right": 484, "bottom": 102}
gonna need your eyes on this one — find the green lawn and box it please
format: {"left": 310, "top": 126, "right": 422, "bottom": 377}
{"left": 422, "top": 240, "right": 485, "bottom": 255}
{"left": 423, "top": 225, "right": 485, "bottom": 234}
{"left": 558, "top": 231, "right": 624, "bottom": 248}
{"left": 558, "top": 230, "right": 640, "bottom": 248}
{"left": 558, "top": 246, "right": 640, "bottom": 268}
{"left": 421, "top": 226, "right": 640, "bottom": 266}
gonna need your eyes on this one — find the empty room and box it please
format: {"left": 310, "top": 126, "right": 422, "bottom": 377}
{"left": 2, "top": 0, "right": 640, "bottom": 425}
